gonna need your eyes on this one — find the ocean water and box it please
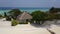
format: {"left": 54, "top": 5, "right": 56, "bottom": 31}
{"left": 0, "top": 7, "right": 50, "bottom": 15}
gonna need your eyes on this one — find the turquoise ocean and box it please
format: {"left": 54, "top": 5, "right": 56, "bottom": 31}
{"left": 0, "top": 7, "right": 50, "bottom": 15}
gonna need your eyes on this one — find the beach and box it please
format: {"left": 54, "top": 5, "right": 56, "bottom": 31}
{"left": 0, "top": 18, "right": 60, "bottom": 34}
{"left": 0, "top": 0, "right": 60, "bottom": 34}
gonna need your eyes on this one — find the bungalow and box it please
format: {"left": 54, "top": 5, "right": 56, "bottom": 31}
{"left": 17, "top": 12, "right": 32, "bottom": 23}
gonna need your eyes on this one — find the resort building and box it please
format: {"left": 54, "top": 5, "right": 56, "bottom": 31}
{"left": 17, "top": 12, "right": 32, "bottom": 23}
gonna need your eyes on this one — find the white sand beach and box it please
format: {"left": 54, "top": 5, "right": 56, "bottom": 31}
{"left": 0, "top": 18, "right": 60, "bottom": 34}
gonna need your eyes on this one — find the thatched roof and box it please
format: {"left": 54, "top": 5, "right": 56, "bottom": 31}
{"left": 17, "top": 12, "right": 32, "bottom": 20}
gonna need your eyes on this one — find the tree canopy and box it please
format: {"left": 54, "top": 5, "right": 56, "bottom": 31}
{"left": 49, "top": 7, "right": 60, "bottom": 19}
{"left": 4, "top": 12, "right": 7, "bottom": 17}
{"left": 49, "top": 7, "right": 60, "bottom": 13}
{"left": 31, "top": 10, "right": 46, "bottom": 21}
{"left": 8, "top": 9, "right": 22, "bottom": 19}
{"left": 0, "top": 14, "right": 2, "bottom": 18}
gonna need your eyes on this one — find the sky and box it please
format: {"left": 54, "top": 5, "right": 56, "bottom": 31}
{"left": 0, "top": 0, "right": 60, "bottom": 8}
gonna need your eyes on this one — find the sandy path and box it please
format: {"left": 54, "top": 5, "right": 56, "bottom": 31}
{"left": 0, "top": 24, "right": 50, "bottom": 34}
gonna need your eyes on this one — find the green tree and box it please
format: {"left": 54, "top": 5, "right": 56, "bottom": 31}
{"left": 8, "top": 9, "right": 22, "bottom": 19}
{"left": 49, "top": 7, "right": 60, "bottom": 13}
{"left": 49, "top": 7, "right": 60, "bottom": 19}
{"left": 49, "top": 7, "right": 54, "bottom": 11}
{"left": 31, "top": 10, "right": 46, "bottom": 24}
{"left": 49, "top": 7, "right": 55, "bottom": 13}
{"left": 46, "top": 13, "right": 56, "bottom": 20}
{"left": 0, "top": 14, "right": 2, "bottom": 18}
{"left": 4, "top": 12, "right": 7, "bottom": 17}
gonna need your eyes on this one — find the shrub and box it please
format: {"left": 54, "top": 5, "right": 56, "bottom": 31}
{"left": 6, "top": 16, "right": 11, "bottom": 21}
{"left": 0, "top": 14, "right": 3, "bottom": 18}
{"left": 11, "top": 20, "right": 19, "bottom": 26}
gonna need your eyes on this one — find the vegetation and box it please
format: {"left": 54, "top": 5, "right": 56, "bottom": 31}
{"left": 8, "top": 9, "right": 22, "bottom": 19}
{"left": 31, "top": 10, "right": 46, "bottom": 24}
{"left": 11, "top": 19, "right": 19, "bottom": 26}
{"left": 45, "top": 13, "right": 55, "bottom": 20}
{"left": 49, "top": 7, "right": 60, "bottom": 19}
{"left": 4, "top": 12, "right": 7, "bottom": 17}
{"left": 0, "top": 14, "right": 2, "bottom": 18}
{"left": 1, "top": 7, "right": 60, "bottom": 25}
{"left": 49, "top": 7, "right": 55, "bottom": 13}
{"left": 30, "top": 7, "right": 60, "bottom": 24}
{"left": 6, "top": 16, "right": 11, "bottom": 21}
{"left": 3, "top": 12, "right": 11, "bottom": 21}
{"left": 55, "top": 14, "right": 60, "bottom": 19}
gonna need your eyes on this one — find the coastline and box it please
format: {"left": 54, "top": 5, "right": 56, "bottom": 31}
{"left": 0, "top": 7, "right": 49, "bottom": 15}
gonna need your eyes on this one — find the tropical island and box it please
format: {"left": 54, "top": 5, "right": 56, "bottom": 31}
{"left": 0, "top": 7, "right": 60, "bottom": 26}
{"left": 0, "top": 7, "right": 60, "bottom": 34}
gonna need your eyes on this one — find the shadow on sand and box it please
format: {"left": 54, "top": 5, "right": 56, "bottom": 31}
{"left": 30, "top": 23, "right": 51, "bottom": 28}
{"left": 30, "top": 21, "right": 60, "bottom": 28}
{"left": 53, "top": 23, "right": 60, "bottom": 27}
